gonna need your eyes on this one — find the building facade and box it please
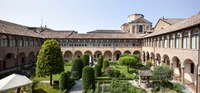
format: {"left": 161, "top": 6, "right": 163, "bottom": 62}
{"left": 0, "top": 13, "right": 200, "bottom": 92}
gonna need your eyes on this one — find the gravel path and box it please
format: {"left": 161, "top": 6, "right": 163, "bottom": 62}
{"left": 68, "top": 79, "right": 83, "bottom": 93}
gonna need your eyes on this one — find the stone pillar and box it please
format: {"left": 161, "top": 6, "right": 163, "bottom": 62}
{"left": 167, "top": 35, "right": 170, "bottom": 48}
{"left": 135, "top": 25, "right": 137, "bottom": 33}
{"left": 129, "top": 24, "right": 133, "bottom": 33}
{"left": 182, "top": 67, "right": 185, "bottom": 84}
{"left": 173, "top": 34, "right": 176, "bottom": 48}
{"left": 162, "top": 36, "right": 165, "bottom": 48}
{"left": 188, "top": 31, "right": 191, "bottom": 49}
{"left": 170, "top": 62, "right": 173, "bottom": 68}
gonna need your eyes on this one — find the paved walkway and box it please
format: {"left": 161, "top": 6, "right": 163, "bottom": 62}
{"left": 68, "top": 79, "right": 83, "bottom": 93}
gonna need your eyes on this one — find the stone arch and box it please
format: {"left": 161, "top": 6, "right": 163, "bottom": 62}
{"left": 172, "top": 56, "right": 181, "bottom": 81}
{"left": 28, "top": 52, "right": 35, "bottom": 64}
{"left": 74, "top": 51, "right": 82, "bottom": 58}
{"left": 124, "top": 50, "right": 131, "bottom": 55}
{"left": 151, "top": 52, "right": 155, "bottom": 65}
{"left": 1, "top": 53, "right": 16, "bottom": 70}
{"left": 146, "top": 51, "right": 150, "bottom": 61}
{"left": 143, "top": 51, "right": 145, "bottom": 62}
{"left": 162, "top": 54, "right": 170, "bottom": 66}
{"left": 64, "top": 50, "right": 73, "bottom": 61}
{"left": 104, "top": 50, "right": 112, "bottom": 61}
{"left": 133, "top": 50, "right": 141, "bottom": 55}
{"left": 18, "top": 52, "right": 26, "bottom": 65}
{"left": 156, "top": 53, "right": 161, "bottom": 65}
{"left": 94, "top": 51, "right": 102, "bottom": 62}
{"left": 84, "top": 50, "right": 92, "bottom": 55}
{"left": 114, "top": 50, "right": 121, "bottom": 61}
{"left": 183, "top": 59, "right": 196, "bottom": 84}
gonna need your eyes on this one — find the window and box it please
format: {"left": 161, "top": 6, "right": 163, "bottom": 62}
{"left": 164, "top": 36, "right": 168, "bottom": 48}
{"left": 191, "top": 29, "right": 198, "bottom": 49}
{"left": 29, "top": 38, "right": 33, "bottom": 47}
{"left": 170, "top": 35, "right": 173, "bottom": 48}
{"left": 159, "top": 37, "right": 162, "bottom": 48}
{"left": 175, "top": 33, "right": 180, "bottom": 48}
{"left": 183, "top": 31, "right": 188, "bottom": 49}
{"left": 19, "top": 37, "right": 23, "bottom": 47}
{"left": 138, "top": 25, "right": 143, "bottom": 33}
{"left": 34, "top": 38, "right": 38, "bottom": 47}
{"left": 190, "top": 63, "right": 194, "bottom": 74}
{"left": 1, "top": 35, "right": 9, "bottom": 47}
{"left": 10, "top": 36, "right": 17, "bottom": 47}
{"left": 24, "top": 37, "right": 29, "bottom": 47}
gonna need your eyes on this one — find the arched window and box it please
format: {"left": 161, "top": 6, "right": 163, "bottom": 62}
{"left": 159, "top": 36, "right": 162, "bottom": 48}
{"left": 183, "top": 31, "right": 188, "bottom": 49}
{"left": 138, "top": 25, "right": 143, "bottom": 33}
{"left": 191, "top": 29, "right": 198, "bottom": 49}
{"left": 169, "top": 34, "right": 173, "bottom": 48}
{"left": 175, "top": 33, "right": 180, "bottom": 48}
{"left": 164, "top": 36, "right": 168, "bottom": 48}
{"left": 1, "top": 35, "right": 9, "bottom": 47}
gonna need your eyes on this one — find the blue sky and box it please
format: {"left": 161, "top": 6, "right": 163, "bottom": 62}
{"left": 0, "top": 0, "right": 200, "bottom": 33}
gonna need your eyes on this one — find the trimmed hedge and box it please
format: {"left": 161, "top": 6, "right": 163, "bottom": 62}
{"left": 59, "top": 72, "right": 69, "bottom": 91}
{"left": 71, "top": 58, "right": 83, "bottom": 79}
{"left": 94, "top": 64, "right": 101, "bottom": 77}
{"left": 103, "top": 60, "right": 109, "bottom": 71}
{"left": 82, "top": 55, "right": 89, "bottom": 67}
{"left": 97, "top": 55, "right": 103, "bottom": 68}
{"left": 82, "top": 66, "right": 95, "bottom": 91}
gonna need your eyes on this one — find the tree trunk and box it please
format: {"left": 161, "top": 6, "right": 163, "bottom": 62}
{"left": 50, "top": 74, "right": 53, "bottom": 86}
{"left": 17, "top": 87, "right": 21, "bottom": 93}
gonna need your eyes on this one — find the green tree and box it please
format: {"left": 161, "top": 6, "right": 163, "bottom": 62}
{"left": 36, "top": 39, "right": 64, "bottom": 86}
{"left": 82, "top": 54, "right": 89, "bottom": 67}
{"left": 118, "top": 55, "right": 137, "bottom": 72}
{"left": 103, "top": 60, "right": 109, "bottom": 71}
{"left": 71, "top": 58, "right": 83, "bottom": 79}
{"left": 82, "top": 66, "right": 95, "bottom": 91}
{"left": 153, "top": 66, "right": 173, "bottom": 82}
{"left": 153, "top": 66, "right": 174, "bottom": 90}
{"left": 97, "top": 55, "right": 103, "bottom": 68}
{"left": 59, "top": 72, "right": 69, "bottom": 91}
{"left": 94, "top": 64, "right": 101, "bottom": 77}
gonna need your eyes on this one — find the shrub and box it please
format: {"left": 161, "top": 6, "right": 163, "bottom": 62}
{"left": 94, "top": 64, "right": 101, "bottom": 77}
{"left": 113, "top": 69, "right": 120, "bottom": 77}
{"left": 59, "top": 72, "right": 69, "bottom": 91}
{"left": 97, "top": 55, "right": 103, "bottom": 68}
{"left": 82, "top": 66, "right": 95, "bottom": 91}
{"left": 82, "top": 55, "right": 90, "bottom": 67}
{"left": 103, "top": 60, "right": 109, "bottom": 71}
{"left": 109, "top": 78, "right": 145, "bottom": 93}
{"left": 71, "top": 58, "right": 83, "bottom": 79}
{"left": 105, "top": 67, "right": 114, "bottom": 77}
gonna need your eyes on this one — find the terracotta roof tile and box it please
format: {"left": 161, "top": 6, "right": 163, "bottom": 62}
{"left": 0, "top": 20, "right": 42, "bottom": 38}
{"left": 162, "top": 18, "right": 185, "bottom": 25}
{"left": 68, "top": 33, "right": 145, "bottom": 39}
{"left": 144, "top": 13, "right": 200, "bottom": 38}
{"left": 40, "top": 28, "right": 75, "bottom": 38}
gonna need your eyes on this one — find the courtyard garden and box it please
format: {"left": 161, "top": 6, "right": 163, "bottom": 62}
{"left": 4, "top": 40, "right": 184, "bottom": 93}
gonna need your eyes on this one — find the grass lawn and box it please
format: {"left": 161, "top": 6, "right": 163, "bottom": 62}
{"left": 111, "top": 65, "right": 138, "bottom": 79}
{"left": 33, "top": 83, "right": 60, "bottom": 93}
{"left": 33, "top": 65, "right": 71, "bottom": 81}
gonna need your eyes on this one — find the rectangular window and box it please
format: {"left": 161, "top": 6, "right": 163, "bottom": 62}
{"left": 170, "top": 39, "right": 173, "bottom": 48}
{"left": 176, "top": 38, "right": 180, "bottom": 48}
{"left": 183, "top": 37, "right": 188, "bottom": 49}
{"left": 164, "top": 39, "right": 167, "bottom": 48}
